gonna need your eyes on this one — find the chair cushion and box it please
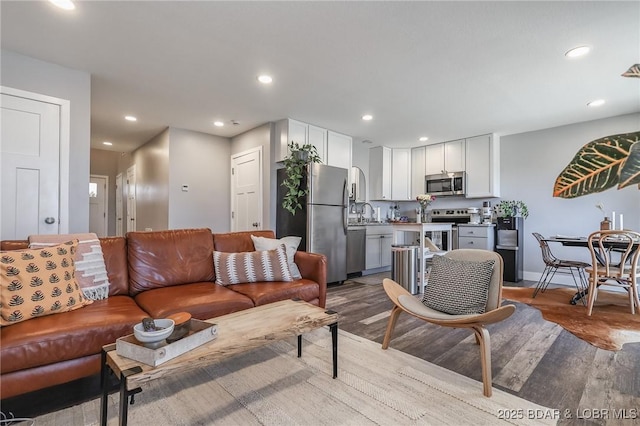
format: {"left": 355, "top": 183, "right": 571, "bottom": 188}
{"left": 251, "top": 235, "right": 302, "bottom": 279}
{"left": 213, "top": 245, "right": 293, "bottom": 285}
{"left": 422, "top": 255, "right": 495, "bottom": 315}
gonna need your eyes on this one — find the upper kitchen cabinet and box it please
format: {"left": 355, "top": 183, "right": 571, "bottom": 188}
{"left": 391, "top": 148, "right": 412, "bottom": 201}
{"left": 411, "top": 146, "right": 426, "bottom": 198}
{"left": 369, "top": 146, "right": 391, "bottom": 200}
{"left": 370, "top": 147, "right": 411, "bottom": 201}
{"left": 275, "top": 119, "right": 350, "bottom": 166}
{"left": 425, "top": 139, "right": 465, "bottom": 175}
{"left": 307, "top": 124, "right": 327, "bottom": 163}
{"left": 465, "top": 134, "right": 500, "bottom": 198}
{"left": 326, "top": 130, "right": 352, "bottom": 171}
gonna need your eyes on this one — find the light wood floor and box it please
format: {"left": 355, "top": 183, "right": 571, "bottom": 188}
{"left": 327, "top": 275, "right": 640, "bottom": 426}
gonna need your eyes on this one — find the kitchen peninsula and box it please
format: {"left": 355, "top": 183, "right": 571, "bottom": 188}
{"left": 391, "top": 222, "right": 453, "bottom": 293}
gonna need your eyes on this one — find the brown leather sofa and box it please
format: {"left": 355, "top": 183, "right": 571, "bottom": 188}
{"left": 0, "top": 228, "right": 327, "bottom": 399}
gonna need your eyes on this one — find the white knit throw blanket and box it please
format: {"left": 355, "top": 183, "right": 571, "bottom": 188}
{"left": 28, "top": 233, "right": 110, "bottom": 300}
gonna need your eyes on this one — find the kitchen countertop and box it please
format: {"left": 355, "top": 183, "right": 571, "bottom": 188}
{"left": 458, "top": 223, "right": 496, "bottom": 227}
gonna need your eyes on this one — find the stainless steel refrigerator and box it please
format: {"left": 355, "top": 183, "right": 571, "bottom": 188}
{"left": 277, "top": 163, "right": 348, "bottom": 284}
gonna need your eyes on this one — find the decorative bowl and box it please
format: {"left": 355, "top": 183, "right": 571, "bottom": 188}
{"left": 133, "top": 319, "right": 175, "bottom": 343}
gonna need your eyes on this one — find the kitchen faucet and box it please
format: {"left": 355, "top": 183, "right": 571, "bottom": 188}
{"left": 358, "top": 203, "right": 374, "bottom": 223}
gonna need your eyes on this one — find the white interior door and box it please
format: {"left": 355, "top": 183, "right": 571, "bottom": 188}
{"left": 89, "top": 175, "right": 108, "bottom": 237}
{"left": 126, "top": 165, "right": 137, "bottom": 233}
{"left": 1, "top": 92, "right": 61, "bottom": 239}
{"left": 231, "top": 147, "right": 262, "bottom": 231}
{"left": 115, "top": 172, "right": 124, "bottom": 237}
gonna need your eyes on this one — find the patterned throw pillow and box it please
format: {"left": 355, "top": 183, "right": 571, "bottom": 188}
{"left": 0, "top": 240, "right": 93, "bottom": 326}
{"left": 213, "top": 244, "right": 294, "bottom": 286}
{"left": 250, "top": 235, "right": 302, "bottom": 279}
{"left": 422, "top": 255, "right": 495, "bottom": 315}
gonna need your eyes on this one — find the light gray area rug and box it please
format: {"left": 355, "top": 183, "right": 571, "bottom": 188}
{"left": 35, "top": 329, "right": 556, "bottom": 425}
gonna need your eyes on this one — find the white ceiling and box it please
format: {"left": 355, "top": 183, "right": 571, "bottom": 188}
{"left": 1, "top": 1, "right": 639, "bottom": 153}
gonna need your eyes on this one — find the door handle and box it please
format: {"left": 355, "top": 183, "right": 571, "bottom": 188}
{"left": 44, "top": 217, "right": 56, "bottom": 224}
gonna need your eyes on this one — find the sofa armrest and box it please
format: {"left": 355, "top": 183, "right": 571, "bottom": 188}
{"left": 294, "top": 251, "right": 327, "bottom": 308}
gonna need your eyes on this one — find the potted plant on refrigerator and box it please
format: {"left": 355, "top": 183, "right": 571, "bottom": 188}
{"left": 281, "top": 141, "right": 322, "bottom": 215}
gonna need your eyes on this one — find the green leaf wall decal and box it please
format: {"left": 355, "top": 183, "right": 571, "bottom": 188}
{"left": 553, "top": 131, "right": 639, "bottom": 198}
{"left": 619, "top": 141, "right": 640, "bottom": 188}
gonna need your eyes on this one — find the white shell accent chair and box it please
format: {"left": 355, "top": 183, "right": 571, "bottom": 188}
{"left": 381, "top": 249, "right": 516, "bottom": 397}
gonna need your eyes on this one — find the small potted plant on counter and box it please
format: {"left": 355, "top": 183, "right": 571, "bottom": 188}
{"left": 495, "top": 200, "right": 529, "bottom": 220}
{"left": 281, "top": 141, "right": 322, "bottom": 215}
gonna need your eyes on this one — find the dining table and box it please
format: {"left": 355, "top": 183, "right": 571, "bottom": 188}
{"left": 542, "top": 234, "right": 639, "bottom": 304}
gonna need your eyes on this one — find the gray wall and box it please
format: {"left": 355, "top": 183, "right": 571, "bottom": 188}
{"left": 1, "top": 50, "right": 91, "bottom": 232}
{"left": 500, "top": 113, "right": 640, "bottom": 280}
{"left": 133, "top": 128, "right": 170, "bottom": 231}
{"left": 169, "top": 128, "right": 231, "bottom": 232}
{"left": 231, "top": 123, "right": 273, "bottom": 231}
{"left": 90, "top": 149, "right": 121, "bottom": 236}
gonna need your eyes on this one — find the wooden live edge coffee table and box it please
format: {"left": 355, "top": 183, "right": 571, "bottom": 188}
{"left": 100, "top": 299, "right": 339, "bottom": 426}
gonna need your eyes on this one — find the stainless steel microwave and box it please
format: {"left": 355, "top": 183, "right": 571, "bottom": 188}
{"left": 425, "top": 171, "right": 466, "bottom": 196}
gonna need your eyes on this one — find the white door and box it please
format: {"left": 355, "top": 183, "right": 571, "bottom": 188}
{"left": 89, "top": 175, "right": 108, "bottom": 237}
{"left": 126, "top": 165, "right": 137, "bottom": 233}
{"left": 231, "top": 147, "right": 262, "bottom": 231}
{"left": 1, "top": 92, "right": 62, "bottom": 239}
{"left": 115, "top": 173, "right": 124, "bottom": 236}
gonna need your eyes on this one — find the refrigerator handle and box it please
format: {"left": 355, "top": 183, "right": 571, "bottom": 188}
{"left": 342, "top": 177, "right": 348, "bottom": 235}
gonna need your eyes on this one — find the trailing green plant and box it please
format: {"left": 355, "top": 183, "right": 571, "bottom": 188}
{"left": 554, "top": 131, "right": 640, "bottom": 198}
{"left": 281, "top": 141, "right": 322, "bottom": 215}
{"left": 496, "top": 200, "right": 529, "bottom": 219}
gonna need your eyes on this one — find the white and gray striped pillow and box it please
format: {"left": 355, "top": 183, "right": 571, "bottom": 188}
{"left": 213, "top": 244, "right": 293, "bottom": 286}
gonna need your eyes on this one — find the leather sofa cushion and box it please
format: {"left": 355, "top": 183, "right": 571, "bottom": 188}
{"left": 128, "top": 228, "right": 215, "bottom": 296}
{"left": 0, "top": 238, "right": 130, "bottom": 297}
{"left": 134, "top": 282, "right": 255, "bottom": 320}
{"left": 228, "top": 279, "right": 320, "bottom": 306}
{"left": 1, "top": 295, "right": 147, "bottom": 374}
{"left": 100, "top": 237, "right": 129, "bottom": 296}
{"left": 0, "top": 240, "right": 29, "bottom": 251}
{"left": 213, "top": 230, "right": 274, "bottom": 252}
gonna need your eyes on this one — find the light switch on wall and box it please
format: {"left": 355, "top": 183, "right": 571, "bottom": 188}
{"left": 182, "top": 184, "right": 189, "bottom": 192}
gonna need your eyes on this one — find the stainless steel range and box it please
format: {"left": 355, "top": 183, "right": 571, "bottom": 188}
{"left": 429, "top": 208, "right": 471, "bottom": 250}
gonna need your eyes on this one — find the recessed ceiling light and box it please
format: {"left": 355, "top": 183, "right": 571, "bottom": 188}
{"left": 49, "top": 0, "right": 75, "bottom": 10}
{"left": 419, "top": 136, "right": 429, "bottom": 142}
{"left": 362, "top": 114, "right": 373, "bottom": 121}
{"left": 565, "top": 46, "right": 590, "bottom": 58}
{"left": 257, "top": 75, "right": 273, "bottom": 84}
{"left": 124, "top": 115, "right": 137, "bottom": 122}
{"left": 102, "top": 141, "right": 113, "bottom": 146}
{"left": 587, "top": 99, "right": 605, "bottom": 107}
{"left": 213, "top": 121, "right": 224, "bottom": 127}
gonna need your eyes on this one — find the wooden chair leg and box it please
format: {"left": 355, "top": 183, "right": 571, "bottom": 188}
{"left": 586, "top": 276, "right": 598, "bottom": 316}
{"left": 381, "top": 305, "right": 402, "bottom": 350}
{"left": 473, "top": 326, "right": 492, "bottom": 397}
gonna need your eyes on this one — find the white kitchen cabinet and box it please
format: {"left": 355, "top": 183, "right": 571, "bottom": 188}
{"left": 369, "top": 146, "right": 391, "bottom": 200}
{"left": 274, "top": 118, "right": 309, "bottom": 162}
{"left": 391, "top": 148, "right": 412, "bottom": 201}
{"left": 411, "top": 146, "right": 426, "bottom": 198}
{"left": 424, "top": 139, "right": 466, "bottom": 175}
{"left": 457, "top": 225, "right": 495, "bottom": 250}
{"left": 365, "top": 225, "right": 393, "bottom": 269}
{"left": 465, "top": 134, "right": 500, "bottom": 198}
{"left": 307, "top": 124, "right": 327, "bottom": 164}
{"left": 326, "top": 130, "right": 352, "bottom": 171}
